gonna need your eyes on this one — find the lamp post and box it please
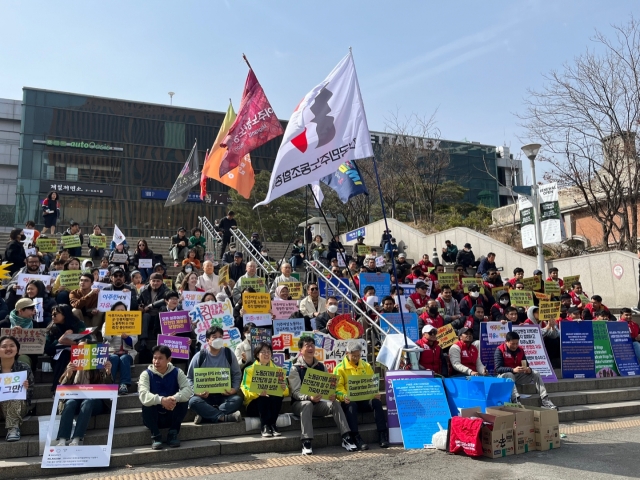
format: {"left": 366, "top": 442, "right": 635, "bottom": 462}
{"left": 168, "top": 92, "right": 175, "bottom": 105}
{"left": 521, "top": 143, "right": 545, "bottom": 274}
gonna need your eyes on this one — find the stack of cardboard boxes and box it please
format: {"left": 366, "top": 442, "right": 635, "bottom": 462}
{"left": 460, "top": 405, "right": 559, "bottom": 459}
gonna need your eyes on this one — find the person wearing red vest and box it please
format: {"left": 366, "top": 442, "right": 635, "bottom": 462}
{"left": 419, "top": 300, "right": 444, "bottom": 330}
{"left": 415, "top": 325, "right": 446, "bottom": 375}
{"left": 568, "top": 282, "right": 588, "bottom": 309}
{"left": 449, "top": 327, "right": 486, "bottom": 376}
{"left": 546, "top": 267, "right": 565, "bottom": 292}
{"left": 406, "top": 281, "right": 430, "bottom": 315}
{"left": 459, "top": 284, "right": 484, "bottom": 316}
{"left": 619, "top": 308, "right": 640, "bottom": 362}
{"left": 494, "top": 331, "right": 555, "bottom": 409}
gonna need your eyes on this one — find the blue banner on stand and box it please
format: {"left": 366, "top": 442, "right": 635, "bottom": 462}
{"left": 382, "top": 313, "right": 419, "bottom": 342}
{"left": 392, "top": 377, "right": 450, "bottom": 449}
{"left": 359, "top": 273, "right": 391, "bottom": 297}
{"left": 560, "top": 321, "right": 596, "bottom": 379}
{"left": 607, "top": 322, "right": 640, "bottom": 376}
{"left": 443, "top": 376, "right": 514, "bottom": 416}
{"left": 480, "top": 323, "right": 496, "bottom": 375}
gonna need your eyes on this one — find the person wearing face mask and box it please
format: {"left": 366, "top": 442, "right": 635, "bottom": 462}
{"left": 221, "top": 243, "right": 237, "bottom": 265}
{"left": 419, "top": 300, "right": 444, "bottom": 330}
{"left": 315, "top": 296, "right": 340, "bottom": 333}
{"left": 491, "top": 292, "right": 511, "bottom": 321}
{"left": 187, "top": 327, "right": 242, "bottom": 424}
{"left": 270, "top": 263, "right": 296, "bottom": 297}
{"left": 229, "top": 252, "right": 247, "bottom": 283}
{"left": 4, "top": 229, "right": 27, "bottom": 277}
{"left": 232, "top": 261, "right": 260, "bottom": 303}
{"left": 459, "top": 284, "right": 484, "bottom": 317}
{"left": 289, "top": 239, "right": 306, "bottom": 270}
{"left": 174, "top": 263, "right": 195, "bottom": 290}
{"left": 436, "top": 286, "right": 462, "bottom": 326}
{"left": 235, "top": 323, "right": 256, "bottom": 370}
{"left": 195, "top": 260, "right": 220, "bottom": 295}
{"left": 138, "top": 273, "right": 169, "bottom": 344}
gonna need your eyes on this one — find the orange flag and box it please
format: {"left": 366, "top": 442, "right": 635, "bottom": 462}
{"left": 202, "top": 102, "right": 255, "bottom": 199}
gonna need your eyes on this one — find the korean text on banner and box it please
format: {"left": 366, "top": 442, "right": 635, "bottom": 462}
{"left": 157, "top": 335, "right": 190, "bottom": 359}
{"left": 347, "top": 374, "right": 379, "bottom": 401}
{"left": 105, "top": 311, "right": 142, "bottom": 335}
{"left": 70, "top": 344, "right": 109, "bottom": 370}
{"left": 519, "top": 195, "right": 536, "bottom": 249}
{"left": 181, "top": 291, "right": 204, "bottom": 311}
{"left": 159, "top": 311, "right": 192, "bottom": 335}
{"left": 437, "top": 274, "right": 459, "bottom": 289}
{"left": 486, "top": 322, "right": 510, "bottom": 344}
{"left": 358, "top": 273, "right": 391, "bottom": 297}
{"left": 193, "top": 368, "right": 231, "bottom": 394}
{"left": 89, "top": 235, "right": 107, "bottom": 249}
{"left": 509, "top": 291, "right": 535, "bottom": 308}
{"left": 16, "top": 274, "right": 51, "bottom": 295}
{"left": 1, "top": 328, "right": 45, "bottom": 354}
{"left": 560, "top": 321, "right": 595, "bottom": 379}
{"left": 511, "top": 325, "right": 557, "bottom": 383}
{"left": 242, "top": 277, "right": 266, "bottom": 293}
{"left": 522, "top": 276, "right": 541, "bottom": 291}
{"left": 97, "top": 290, "right": 131, "bottom": 312}
{"left": 250, "top": 328, "right": 272, "bottom": 351}
{"left": 273, "top": 318, "right": 306, "bottom": 336}
{"left": 300, "top": 369, "right": 337, "bottom": 397}
{"left": 242, "top": 292, "right": 271, "bottom": 313}
{"left": 190, "top": 300, "right": 234, "bottom": 344}
{"left": 271, "top": 300, "right": 298, "bottom": 319}
{"left": 0, "top": 371, "right": 27, "bottom": 401}
{"left": 544, "top": 281, "right": 561, "bottom": 298}
{"left": 242, "top": 313, "right": 272, "bottom": 327}
{"left": 249, "top": 365, "right": 286, "bottom": 396}
{"left": 385, "top": 370, "right": 434, "bottom": 444}
{"left": 281, "top": 281, "right": 303, "bottom": 300}
{"left": 539, "top": 301, "right": 561, "bottom": 321}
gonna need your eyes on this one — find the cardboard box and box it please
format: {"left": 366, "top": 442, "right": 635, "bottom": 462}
{"left": 527, "top": 406, "right": 560, "bottom": 451}
{"left": 487, "top": 406, "right": 535, "bottom": 454}
{"left": 460, "top": 407, "right": 515, "bottom": 458}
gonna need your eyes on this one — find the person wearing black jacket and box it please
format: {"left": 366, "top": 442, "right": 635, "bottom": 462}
{"left": 390, "top": 253, "right": 412, "bottom": 282}
{"left": 61, "top": 222, "right": 84, "bottom": 258}
{"left": 4, "top": 229, "right": 27, "bottom": 277}
{"left": 327, "top": 235, "right": 345, "bottom": 262}
{"left": 455, "top": 243, "right": 477, "bottom": 271}
{"left": 159, "top": 291, "right": 196, "bottom": 363}
{"left": 315, "top": 296, "right": 341, "bottom": 333}
{"left": 170, "top": 228, "right": 189, "bottom": 267}
{"left": 229, "top": 253, "right": 246, "bottom": 282}
{"left": 217, "top": 212, "right": 237, "bottom": 257}
{"left": 138, "top": 273, "right": 170, "bottom": 342}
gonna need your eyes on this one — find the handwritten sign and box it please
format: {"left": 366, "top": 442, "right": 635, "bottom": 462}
{"left": 181, "top": 291, "right": 204, "bottom": 311}
{"left": 281, "top": 281, "right": 303, "bottom": 300}
{"left": 522, "top": 276, "right": 541, "bottom": 291}
{"left": 242, "top": 277, "right": 267, "bottom": 293}
{"left": 544, "top": 281, "right": 561, "bottom": 297}
{"left": 436, "top": 324, "right": 458, "bottom": 349}
{"left": 218, "top": 265, "right": 229, "bottom": 285}
{"left": 249, "top": 365, "right": 286, "bottom": 396}
{"left": 242, "top": 292, "right": 271, "bottom": 314}
{"left": 0, "top": 371, "right": 27, "bottom": 401}
{"left": 157, "top": 334, "right": 190, "bottom": 359}
{"left": 250, "top": 327, "right": 272, "bottom": 351}
{"left": 138, "top": 259, "right": 153, "bottom": 269}
{"left": 70, "top": 343, "right": 109, "bottom": 370}
{"left": 243, "top": 313, "right": 272, "bottom": 327}
{"left": 509, "top": 290, "right": 535, "bottom": 307}
{"left": 105, "top": 311, "right": 142, "bottom": 335}
{"left": 159, "top": 310, "right": 192, "bottom": 335}
{"left": 193, "top": 368, "right": 231, "bottom": 394}
{"left": 1, "top": 328, "right": 45, "bottom": 354}
{"left": 97, "top": 290, "right": 131, "bottom": 312}
{"left": 58, "top": 270, "right": 82, "bottom": 289}
{"left": 271, "top": 300, "right": 298, "bottom": 320}
{"left": 300, "top": 369, "right": 337, "bottom": 397}
{"left": 61, "top": 235, "right": 81, "bottom": 249}
{"left": 539, "top": 301, "right": 561, "bottom": 321}
{"left": 190, "top": 300, "right": 234, "bottom": 344}
{"left": 15, "top": 273, "right": 51, "bottom": 295}
{"left": 36, "top": 237, "right": 57, "bottom": 253}
{"left": 89, "top": 235, "right": 107, "bottom": 249}
{"left": 347, "top": 374, "right": 379, "bottom": 401}
{"left": 223, "top": 327, "right": 243, "bottom": 350}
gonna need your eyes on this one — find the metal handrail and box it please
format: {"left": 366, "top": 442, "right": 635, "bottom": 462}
{"left": 230, "top": 227, "right": 278, "bottom": 276}
{"left": 198, "top": 216, "right": 222, "bottom": 261}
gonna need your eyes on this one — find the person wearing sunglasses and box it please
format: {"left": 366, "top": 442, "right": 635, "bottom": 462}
{"left": 299, "top": 283, "right": 326, "bottom": 321}
{"left": 415, "top": 325, "right": 447, "bottom": 375}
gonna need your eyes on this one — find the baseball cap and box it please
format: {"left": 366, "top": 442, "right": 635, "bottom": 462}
{"left": 422, "top": 324, "right": 437, "bottom": 334}
{"left": 110, "top": 266, "right": 125, "bottom": 275}
{"left": 464, "top": 243, "right": 472, "bottom": 249}
{"left": 15, "top": 298, "right": 36, "bottom": 310}
{"left": 458, "top": 327, "right": 472, "bottom": 336}
{"left": 415, "top": 281, "right": 429, "bottom": 290}
{"left": 533, "top": 269, "right": 543, "bottom": 275}
{"left": 234, "top": 252, "right": 243, "bottom": 258}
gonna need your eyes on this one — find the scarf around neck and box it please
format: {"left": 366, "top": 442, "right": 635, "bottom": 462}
{"left": 10, "top": 310, "right": 33, "bottom": 329}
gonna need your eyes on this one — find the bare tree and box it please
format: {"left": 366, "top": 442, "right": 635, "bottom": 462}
{"left": 519, "top": 17, "right": 640, "bottom": 252}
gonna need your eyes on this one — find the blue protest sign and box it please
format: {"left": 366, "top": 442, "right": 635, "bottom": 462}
{"left": 560, "top": 321, "right": 596, "bottom": 379}
{"left": 382, "top": 313, "right": 419, "bottom": 342}
{"left": 386, "top": 370, "right": 434, "bottom": 444}
{"left": 444, "top": 376, "right": 514, "bottom": 416}
{"left": 607, "top": 322, "right": 640, "bottom": 376}
{"left": 399, "top": 284, "right": 416, "bottom": 296}
{"left": 392, "top": 377, "right": 450, "bottom": 449}
{"left": 480, "top": 323, "right": 496, "bottom": 375}
{"left": 273, "top": 318, "right": 305, "bottom": 336}
{"left": 345, "top": 227, "right": 366, "bottom": 242}
{"left": 359, "top": 273, "right": 391, "bottom": 297}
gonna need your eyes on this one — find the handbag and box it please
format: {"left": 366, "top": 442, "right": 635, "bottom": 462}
{"left": 448, "top": 416, "right": 483, "bottom": 457}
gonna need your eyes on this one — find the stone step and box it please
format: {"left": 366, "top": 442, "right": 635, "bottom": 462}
{"left": 548, "top": 387, "right": 640, "bottom": 408}
{"left": 0, "top": 423, "right": 380, "bottom": 479}
{"left": 517, "top": 375, "right": 640, "bottom": 395}
{"left": 558, "top": 400, "right": 640, "bottom": 422}
{"left": 33, "top": 364, "right": 158, "bottom": 386}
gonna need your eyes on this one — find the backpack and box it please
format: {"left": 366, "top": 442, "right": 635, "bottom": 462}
{"left": 197, "top": 347, "right": 233, "bottom": 368}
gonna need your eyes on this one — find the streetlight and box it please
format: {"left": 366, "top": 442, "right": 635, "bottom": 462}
{"left": 521, "top": 143, "right": 545, "bottom": 274}
{"left": 168, "top": 92, "right": 175, "bottom": 105}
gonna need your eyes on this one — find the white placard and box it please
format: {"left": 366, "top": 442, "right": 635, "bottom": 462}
{"left": 486, "top": 321, "right": 510, "bottom": 344}
{"left": 42, "top": 384, "right": 118, "bottom": 468}
{"left": 512, "top": 324, "right": 556, "bottom": 381}
{"left": 97, "top": 290, "right": 131, "bottom": 312}
{"left": 16, "top": 274, "right": 51, "bottom": 295}
{"left": 375, "top": 256, "right": 385, "bottom": 268}
{"left": 99, "top": 269, "right": 110, "bottom": 280}
{"left": 0, "top": 371, "right": 27, "bottom": 401}
{"left": 181, "top": 291, "right": 204, "bottom": 311}
{"left": 110, "top": 253, "right": 129, "bottom": 263}
{"left": 34, "top": 297, "right": 44, "bottom": 323}
{"left": 242, "top": 313, "right": 272, "bottom": 326}
{"left": 49, "top": 270, "right": 61, "bottom": 281}
{"left": 91, "top": 282, "right": 111, "bottom": 290}
{"left": 138, "top": 259, "right": 153, "bottom": 269}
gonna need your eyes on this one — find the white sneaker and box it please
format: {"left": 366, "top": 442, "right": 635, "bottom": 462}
{"left": 302, "top": 440, "right": 313, "bottom": 455}
{"left": 69, "top": 438, "right": 84, "bottom": 446}
{"left": 42, "top": 362, "right": 52, "bottom": 372}
{"left": 56, "top": 439, "right": 68, "bottom": 446}
{"left": 341, "top": 436, "right": 358, "bottom": 452}
{"left": 222, "top": 411, "right": 241, "bottom": 423}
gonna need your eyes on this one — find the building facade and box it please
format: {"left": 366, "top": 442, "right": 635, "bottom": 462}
{"left": 0, "top": 98, "right": 21, "bottom": 229}
{"left": 16, "top": 88, "right": 281, "bottom": 237}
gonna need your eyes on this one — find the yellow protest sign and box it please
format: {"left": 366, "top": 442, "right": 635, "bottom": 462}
{"left": 36, "top": 237, "right": 57, "bottom": 253}
{"left": 437, "top": 274, "right": 458, "bottom": 289}
{"left": 509, "top": 290, "right": 535, "bottom": 307}
{"left": 89, "top": 235, "right": 107, "bottom": 249}
{"left": 249, "top": 365, "right": 286, "bottom": 396}
{"left": 544, "top": 281, "right": 561, "bottom": 297}
{"left": 193, "top": 368, "right": 231, "bottom": 394}
{"left": 218, "top": 265, "right": 229, "bottom": 286}
{"left": 539, "top": 301, "right": 561, "bottom": 321}
{"left": 492, "top": 286, "right": 507, "bottom": 298}
{"left": 563, "top": 275, "right": 580, "bottom": 288}
{"left": 163, "top": 279, "right": 174, "bottom": 291}
{"left": 242, "top": 292, "right": 271, "bottom": 313}
{"left": 58, "top": 270, "right": 82, "bottom": 288}
{"left": 522, "top": 276, "right": 541, "bottom": 291}
{"left": 436, "top": 324, "right": 458, "bottom": 349}
{"left": 300, "top": 369, "right": 337, "bottom": 397}
{"left": 357, "top": 245, "right": 370, "bottom": 256}
{"left": 242, "top": 277, "right": 267, "bottom": 293}
{"left": 534, "top": 292, "right": 551, "bottom": 301}
{"left": 105, "top": 311, "right": 142, "bottom": 335}
{"left": 462, "top": 277, "right": 484, "bottom": 294}
{"left": 61, "top": 235, "right": 81, "bottom": 249}
{"left": 281, "top": 281, "right": 303, "bottom": 300}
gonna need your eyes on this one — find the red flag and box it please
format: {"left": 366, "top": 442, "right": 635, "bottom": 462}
{"left": 219, "top": 69, "right": 284, "bottom": 176}
{"left": 200, "top": 149, "right": 209, "bottom": 200}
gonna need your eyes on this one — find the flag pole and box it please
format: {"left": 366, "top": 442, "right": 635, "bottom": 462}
{"left": 242, "top": 54, "right": 253, "bottom": 70}
{"left": 350, "top": 48, "right": 410, "bottom": 350}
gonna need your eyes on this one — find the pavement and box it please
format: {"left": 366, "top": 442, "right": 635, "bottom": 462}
{"left": 24, "top": 415, "right": 640, "bottom": 480}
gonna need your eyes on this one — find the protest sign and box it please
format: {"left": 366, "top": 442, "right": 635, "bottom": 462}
{"left": 218, "top": 265, "right": 229, "bottom": 285}
{"left": 97, "top": 290, "right": 131, "bottom": 312}
{"left": 273, "top": 318, "right": 306, "bottom": 336}
{"left": 159, "top": 311, "right": 191, "bottom": 335}
{"left": 607, "top": 322, "right": 640, "bottom": 376}
{"left": 193, "top": 368, "right": 231, "bottom": 394}
{"left": 59, "top": 327, "right": 97, "bottom": 344}
{"left": 243, "top": 313, "right": 272, "bottom": 327}
{"left": 163, "top": 279, "right": 174, "bottom": 291}
{"left": 36, "top": 237, "right": 57, "bottom": 253}
{"left": 539, "top": 301, "right": 561, "bottom": 321}
{"left": 271, "top": 300, "right": 298, "bottom": 320}
{"left": 15, "top": 273, "right": 51, "bottom": 295}
{"left": 561, "top": 321, "right": 596, "bottom": 378}
{"left": 242, "top": 277, "right": 267, "bottom": 293}
{"left": 281, "top": 281, "right": 303, "bottom": 300}
{"left": 436, "top": 324, "right": 457, "bottom": 349}
{"left": 300, "top": 369, "right": 337, "bottom": 397}
{"left": 92, "top": 282, "right": 110, "bottom": 290}
{"left": 98, "top": 268, "right": 110, "bottom": 280}
{"left": 491, "top": 285, "right": 507, "bottom": 298}
{"left": 58, "top": 270, "right": 82, "bottom": 289}
{"left": 249, "top": 365, "right": 286, "bottom": 396}
{"left": 223, "top": 327, "right": 242, "bottom": 350}
{"left": 375, "top": 256, "right": 385, "bottom": 268}
{"left": 181, "top": 291, "right": 204, "bottom": 311}
{"left": 110, "top": 253, "right": 129, "bottom": 263}
{"left": 358, "top": 273, "right": 391, "bottom": 297}
{"left": 509, "top": 290, "right": 534, "bottom": 307}
{"left": 61, "top": 235, "right": 81, "bottom": 249}
{"left": 381, "top": 313, "right": 419, "bottom": 342}
{"left": 190, "top": 300, "right": 234, "bottom": 344}
{"left": 357, "top": 245, "right": 370, "bottom": 256}
{"left": 250, "top": 328, "right": 272, "bottom": 351}
{"left": 242, "top": 292, "right": 271, "bottom": 313}
{"left": 522, "top": 276, "right": 541, "bottom": 291}
{"left": 22, "top": 228, "right": 35, "bottom": 246}
{"left": 512, "top": 325, "right": 557, "bottom": 383}
{"left": 386, "top": 370, "right": 434, "bottom": 444}
{"left": 42, "top": 384, "right": 118, "bottom": 468}
{"left": 535, "top": 292, "right": 551, "bottom": 301}
{"left": 392, "top": 377, "right": 450, "bottom": 449}
{"left": 563, "top": 275, "right": 580, "bottom": 288}
{"left": 544, "top": 281, "right": 561, "bottom": 297}
{"left": 89, "top": 235, "right": 107, "bottom": 249}
{"left": 462, "top": 277, "right": 484, "bottom": 294}
{"left": 157, "top": 334, "right": 190, "bottom": 359}
{"left": 33, "top": 297, "right": 44, "bottom": 324}
{"left": 138, "top": 258, "right": 153, "bottom": 269}
{"left": 321, "top": 338, "right": 367, "bottom": 373}
{"left": 347, "top": 374, "right": 379, "bottom": 401}
{"left": 592, "top": 321, "right": 619, "bottom": 377}
{"left": 105, "top": 311, "right": 142, "bottom": 335}
{"left": 49, "top": 270, "right": 61, "bottom": 282}
{"left": 0, "top": 371, "right": 27, "bottom": 401}
{"left": 437, "top": 273, "right": 458, "bottom": 289}
{"left": 486, "top": 321, "right": 510, "bottom": 344}
{"left": 70, "top": 343, "right": 109, "bottom": 370}
{"left": 1, "top": 328, "right": 45, "bottom": 354}
{"left": 480, "top": 323, "right": 497, "bottom": 374}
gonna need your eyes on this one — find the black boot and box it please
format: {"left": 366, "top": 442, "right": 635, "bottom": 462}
{"left": 379, "top": 430, "right": 389, "bottom": 448}
{"left": 354, "top": 433, "right": 369, "bottom": 451}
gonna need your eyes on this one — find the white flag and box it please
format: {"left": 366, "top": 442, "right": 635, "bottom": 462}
{"left": 311, "top": 182, "right": 324, "bottom": 208}
{"left": 255, "top": 52, "right": 373, "bottom": 208}
{"left": 112, "top": 224, "right": 126, "bottom": 246}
